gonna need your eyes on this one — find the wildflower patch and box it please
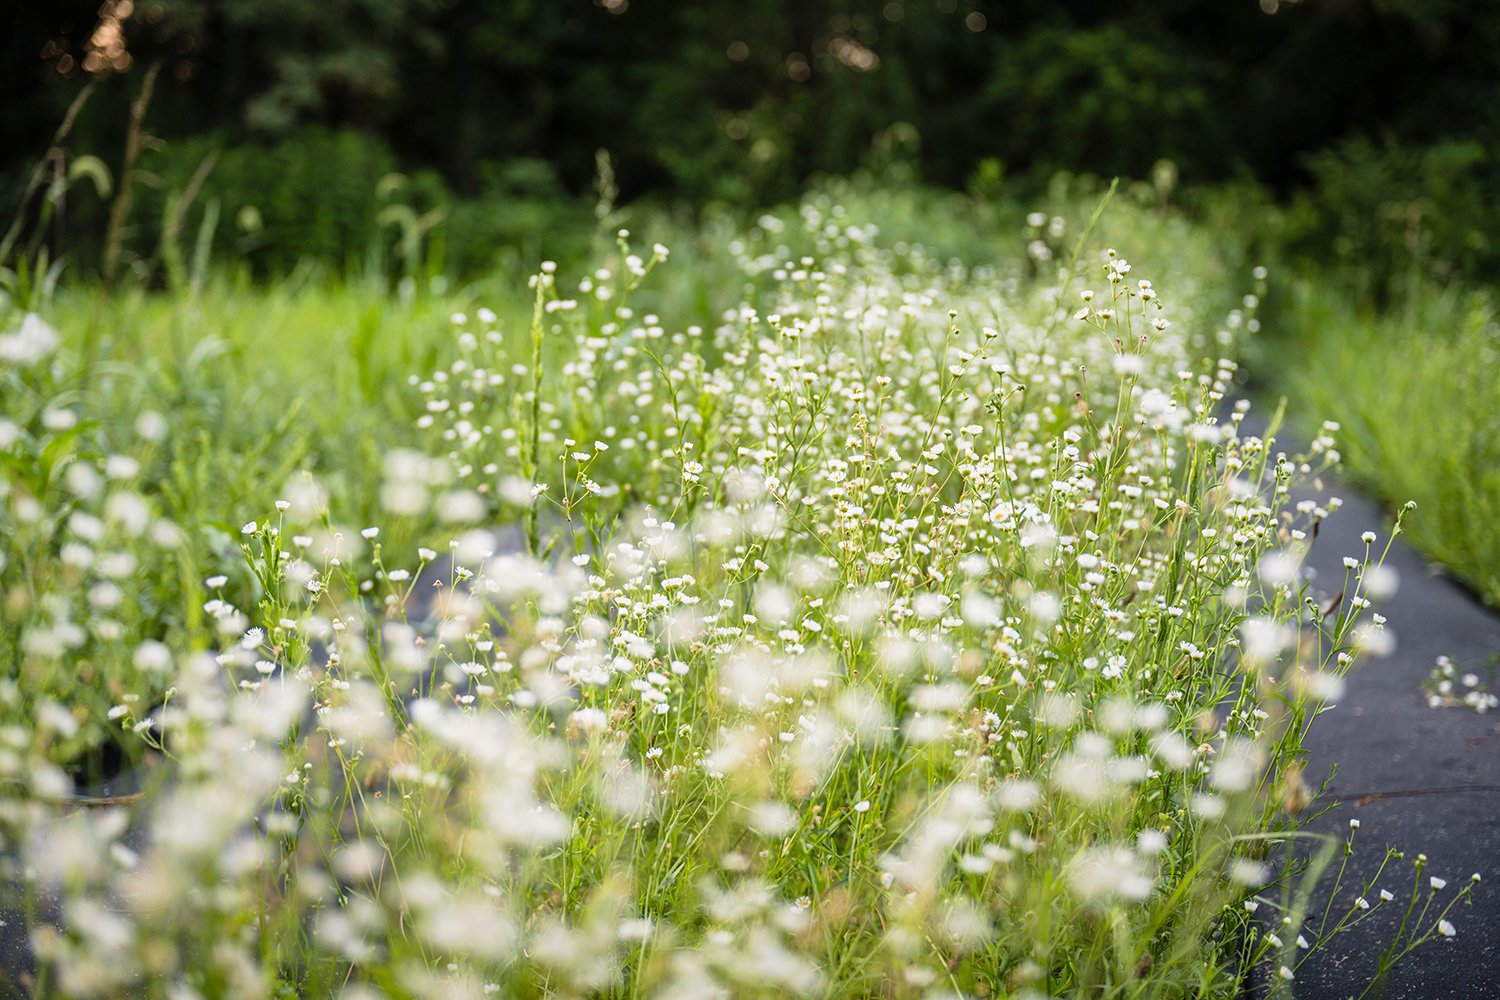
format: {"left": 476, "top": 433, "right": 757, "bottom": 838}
{"left": 0, "top": 201, "right": 1474, "bottom": 998}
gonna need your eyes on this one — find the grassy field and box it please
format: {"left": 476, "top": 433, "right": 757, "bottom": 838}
{"left": 1, "top": 184, "right": 1479, "bottom": 998}
{"left": 1264, "top": 279, "right": 1500, "bottom": 607}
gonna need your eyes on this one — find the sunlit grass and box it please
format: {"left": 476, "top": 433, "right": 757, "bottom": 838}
{"left": 1, "top": 188, "right": 1477, "bottom": 999}
{"left": 1269, "top": 280, "right": 1500, "bottom": 607}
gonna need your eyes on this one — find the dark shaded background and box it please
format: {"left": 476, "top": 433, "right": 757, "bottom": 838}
{"left": 3, "top": 0, "right": 1497, "bottom": 279}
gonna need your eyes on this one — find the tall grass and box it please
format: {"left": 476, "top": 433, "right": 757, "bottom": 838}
{"left": 0, "top": 189, "right": 1476, "bottom": 999}
{"left": 1269, "top": 280, "right": 1500, "bottom": 606}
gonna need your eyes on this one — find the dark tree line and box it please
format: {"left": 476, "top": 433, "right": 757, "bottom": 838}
{"left": 3, "top": 0, "right": 1497, "bottom": 277}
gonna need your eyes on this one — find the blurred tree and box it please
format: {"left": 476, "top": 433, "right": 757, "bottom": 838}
{"left": 3, "top": 0, "right": 1497, "bottom": 278}
{"left": 139, "top": 0, "right": 445, "bottom": 132}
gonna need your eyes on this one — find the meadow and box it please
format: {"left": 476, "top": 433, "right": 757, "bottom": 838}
{"left": 1, "top": 179, "right": 1483, "bottom": 998}
{"left": 1265, "top": 279, "right": 1500, "bottom": 609}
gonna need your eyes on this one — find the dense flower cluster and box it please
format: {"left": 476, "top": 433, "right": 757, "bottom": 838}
{"left": 0, "top": 202, "right": 1472, "bottom": 999}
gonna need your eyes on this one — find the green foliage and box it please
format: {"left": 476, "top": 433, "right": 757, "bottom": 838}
{"left": 6, "top": 0, "right": 1500, "bottom": 294}
{"left": 41, "top": 270, "right": 487, "bottom": 530}
{"left": 974, "top": 24, "right": 1230, "bottom": 181}
{"left": 34, "top": 130, "right": 600, "bottom": 281}
{"left": 5, "top": 0, "right": 1493, "bottom": 204}
{"left": 1271, "top": 281, "right": 1500, "bottom": 606}
{"left": 439, "top": 159, "right": 595, "bottom": 277}
{"left": 1287, "top": 135, "right": 1500, "bottom": 293}
{"left": 150, "top": 0, "right": 444, "bottom": 133}
{"left": 7, "top": 185, "right": 1452, "bottom": 999}
{"left": 4, "top": 180, "right": 1486, "bottom": 998}
{"left": 137, "top": 127, "right": 400, "bottom": 275}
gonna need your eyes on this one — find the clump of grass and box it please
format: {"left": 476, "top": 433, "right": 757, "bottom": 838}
{"left": 1, "top": 198, "right": 1470, "bottom": 998}
{"left": 1269, "top": 280, "right": 1500, "bottom": 607}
